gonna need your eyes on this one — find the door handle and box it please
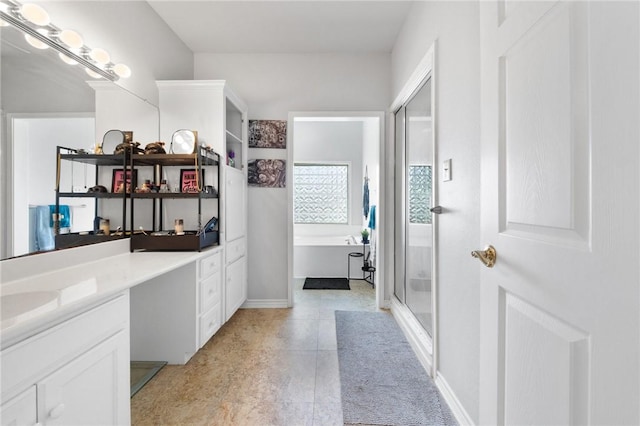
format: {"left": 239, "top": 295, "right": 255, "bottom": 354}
{"left": 430, "top": 206, "right": 443, "bottom": 214}
{"left": 471, "top": 245, "right": 496, "bottom": 268}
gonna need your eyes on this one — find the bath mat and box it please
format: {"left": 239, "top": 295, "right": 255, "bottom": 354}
{"left": 130, "top": 361, "right": 167, "bottom": 397}
{"left": 303, "top": 277, "right": 350, "bottom": 290}
{"left": 335, "top": 310, "right": 458, "bottom": 425}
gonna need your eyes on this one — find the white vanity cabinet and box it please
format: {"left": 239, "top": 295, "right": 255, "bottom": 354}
{"left": 1, "top": 387, "right": 37, "bottom": 425}
{"left": 224, "top": 167, "right": 248, "bottom": 321}
{"left": 157, "top": 80, "right": 249, "bottom": 324}
{"left": 198, "top": 250, "right": 223, "bottom": 347}
{"left": 0, "top": 293, "right": 130, "bottom": 426}
{"left": 130, "top": 248, "right": 224, "bottom": 364}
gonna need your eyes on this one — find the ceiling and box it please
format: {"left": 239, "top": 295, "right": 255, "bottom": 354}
{"left": 147, "top": 1, "right": 415, "bottom": 54}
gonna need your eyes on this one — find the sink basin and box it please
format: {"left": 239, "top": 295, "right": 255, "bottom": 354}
{"left": 1, "top": 291, "right": 59, "bottom": 327}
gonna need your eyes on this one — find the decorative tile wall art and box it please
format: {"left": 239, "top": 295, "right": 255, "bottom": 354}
{"left": 249, "top": 120, "right": 287, "bottom": 149}
{"left": 248, "top": 159, "right": 286, "bottom": 188}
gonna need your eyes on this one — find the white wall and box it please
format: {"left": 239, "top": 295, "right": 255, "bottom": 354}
{"left": 195, "top": 53, "right": 390, "bottom": 301}
{"left": 391, "top": 1, "right": 481, "bottom": 423}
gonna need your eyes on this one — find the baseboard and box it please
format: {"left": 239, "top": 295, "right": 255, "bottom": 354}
{"left": 390, "top": 298, "right": 433, "bottom": 374}
{"left": 435, "top": 373, "right": 475, "bottom": 426}
{"left": 241, "top": 299, "right": 289, "bottom": 309}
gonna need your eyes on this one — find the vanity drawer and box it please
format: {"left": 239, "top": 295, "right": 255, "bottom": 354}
{"left": 226, "top": 238, "right": 245, "bottom": 264}
{"left": 199, "top": 303, "right": 222, "bottom": 348}
{"left": 199, "top": 272, "right": 221, "bottom": 314}
{"left": 199, "top": 251, "right": 222, "bottom": 280}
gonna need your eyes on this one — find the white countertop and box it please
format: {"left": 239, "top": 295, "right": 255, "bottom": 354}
{"left": 0, "top": 248, "right": 221, "bottom": 348}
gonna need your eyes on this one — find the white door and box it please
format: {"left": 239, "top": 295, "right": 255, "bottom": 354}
{"left": 225, "top": 166, "right": 245, "bottom": 242}
{"left": 479, "top": 2, "right": 639, "bottom": 425}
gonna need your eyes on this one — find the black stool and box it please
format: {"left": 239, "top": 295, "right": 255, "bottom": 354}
{"left": 347, "top": 252, "right": 364, "bottom": 280}
{"left": 362, "top": 265, "right": 376, "bottom": 287}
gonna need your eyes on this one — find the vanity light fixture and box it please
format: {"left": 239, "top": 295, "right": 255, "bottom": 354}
{"left": 0, "top": 0, "right": 131, "bottom": 81}
{"left": 58, "top": 28, "right": 83, "bottom": 49}
{"left": 24, "top": 28, "right": 48, "bottom": 49}
{"left": 112, "top": 63, "right": 131, "bottom": 78}
{"left": 89, "top": 47, "right": 110, "bottom": 65}
{"left": 19, "top": 2, "right": 48, "bottom": 26}
{"left": 85, "top": 68, "right": 102, "bottom": 79}
{"left": 58, "top": 51, "right": 77, "bottom": 65}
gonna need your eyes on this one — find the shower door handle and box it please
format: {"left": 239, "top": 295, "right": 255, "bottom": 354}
{"left": 430, "top": 206, "right": 443, "bottom": 214}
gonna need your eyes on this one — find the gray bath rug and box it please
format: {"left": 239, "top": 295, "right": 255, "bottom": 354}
{"left": 335, "top": 310, "right": 458, "bottom": 425}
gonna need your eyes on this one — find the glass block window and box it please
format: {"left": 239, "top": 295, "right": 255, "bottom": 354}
{"left": 294, "top": 164, "right": 349, "bottom": 224}
{"left": 409, "top": 165, "right": 432, "bottom": 224}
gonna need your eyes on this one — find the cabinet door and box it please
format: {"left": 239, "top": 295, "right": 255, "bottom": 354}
{"left": 225, "top": 256, "right": 246, "bottom": 321}
{"left": 1, "top": 386, "right": 37, "bottom": 426}
{"left": 225, "top": 167, "right": 245, "bottom": 242}
{"left": 37, "top": 330, "right": 129, "bottom": 426}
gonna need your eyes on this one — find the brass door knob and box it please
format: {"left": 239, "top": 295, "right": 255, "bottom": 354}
{"left": 471, "top": 245, "right": 497, "bottom": 268}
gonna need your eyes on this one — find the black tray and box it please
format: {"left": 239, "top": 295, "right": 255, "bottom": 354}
{"left": 130, "top": 230, "right": 219, "bottom": 251}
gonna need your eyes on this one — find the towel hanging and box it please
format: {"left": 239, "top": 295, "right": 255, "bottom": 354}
{"left": 363, "top": 166, "right": 370, "bottom": 220}
{"left": 49, "top": 205, "right": 71, "bottom": 228}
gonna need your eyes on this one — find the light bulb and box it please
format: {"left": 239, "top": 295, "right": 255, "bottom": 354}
{"left": 113, "top": 63, "right": 131, "bottom": 78}
{"left": 59, "top": 29, "right": 83, "bottom": 49}
{"left": 59, "top": 52, "right": 77, "bottom": 65}
{"left": 89, "top": 47, "right": 110, "bottom": 65}
{"left": 25, "top": 30, "right": 49, "bottom": 49}
{"left": 85, "top": 68, "right": 102, "bottom": 79}
{"left": 20, "top": 3, "right": 50, "bottom": 26}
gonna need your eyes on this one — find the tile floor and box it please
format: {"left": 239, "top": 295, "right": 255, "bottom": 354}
{"left": 131, "top": 278, "right": 381, "bottom": 425}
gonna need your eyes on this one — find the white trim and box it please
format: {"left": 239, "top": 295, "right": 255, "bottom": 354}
{"left": 390, "top": 297, "right": 433, "bottom": 373}
{"left": 390, "top": 43, "right": 436, "bottom": 113}
{"left": 241, "top": 299, "right": 289, "bottom": 309}
{"left": 388, "top": 41, "right": 439, "bottom": 375}
{"left": 287, "top": 111, "right": 386, "bottom": 310}
{"left": 435, "top": 373, "right": 475, "bottom": 426}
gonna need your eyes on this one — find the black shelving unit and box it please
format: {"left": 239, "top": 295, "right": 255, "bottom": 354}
{"left": 54, "top": 146, "right": 129, "bottom": 249}
{"left": 129, "top": 147, "right": 221, "bottom": 252}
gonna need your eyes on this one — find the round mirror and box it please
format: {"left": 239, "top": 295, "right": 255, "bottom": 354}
{"left": 171, "top": 129, "right": 197, "bottom": 154}
{"left": 102, "top": 129, "right": 125, "bottom": 154}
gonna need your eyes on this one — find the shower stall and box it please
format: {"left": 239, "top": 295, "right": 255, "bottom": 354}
{"left": 394, "top": 74, "right": 434, "bottom": 336}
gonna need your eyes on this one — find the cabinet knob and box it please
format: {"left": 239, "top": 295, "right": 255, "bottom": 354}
{"left": 49, "top": 403, "right": 66, "bottom": 419}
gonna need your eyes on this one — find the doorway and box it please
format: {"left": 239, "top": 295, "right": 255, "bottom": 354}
{"left": 4, "top": 114, "right": 95, "bottom": 258}
{"left": 287, "top": 112, "right": 385, "bottom": 309}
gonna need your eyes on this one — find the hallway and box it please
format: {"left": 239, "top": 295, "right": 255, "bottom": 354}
{"left": 131, "top": 279, "right": 378, "bottom": 425}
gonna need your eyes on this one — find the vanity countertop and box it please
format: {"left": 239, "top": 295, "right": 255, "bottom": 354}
{"left": 0, "top": 247, "right": 222, "bottom": 348}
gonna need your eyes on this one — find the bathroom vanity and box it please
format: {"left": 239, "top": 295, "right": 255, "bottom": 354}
{"left": 0, "top": 240, "right": 245, "bottom": 424}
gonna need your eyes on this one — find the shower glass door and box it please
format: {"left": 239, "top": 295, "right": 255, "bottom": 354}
{"left": 394, "top": 76, "right": 433, "bottom": 336}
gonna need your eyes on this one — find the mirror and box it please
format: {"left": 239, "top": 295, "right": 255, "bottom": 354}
{"left": 0, "top": 19, "right": 159, "bottom": 260}
{"left": 170, "top": 129, "right": 197, "bottom": 154}
{"left": 101, "top": 130, "right": 126, "bottom": 155}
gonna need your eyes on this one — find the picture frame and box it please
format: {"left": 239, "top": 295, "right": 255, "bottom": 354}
{"left": 111, "top": 169, "right": 137, "bottom": 193}
{"left": 180, "top": 169, "right": 204, "bottom": 193}
{"left": 247, "top": 159, "right": 286, "bottom": 188}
